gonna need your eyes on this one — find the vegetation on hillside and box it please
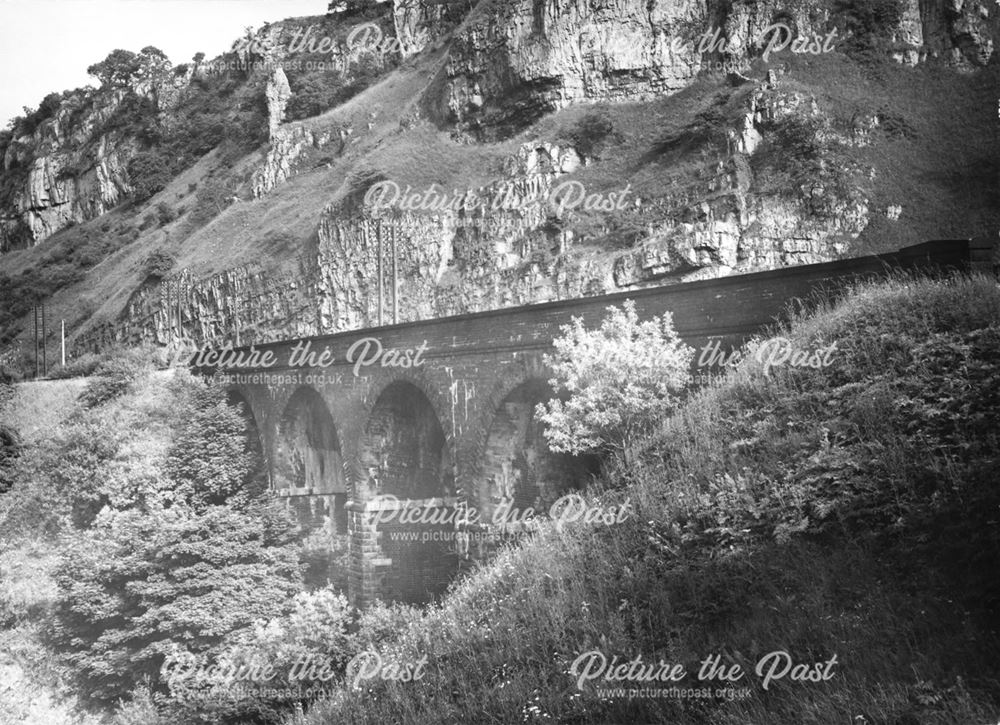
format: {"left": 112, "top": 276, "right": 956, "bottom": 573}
{"left": 1, "top": 272, "right": 998, "bottom": 723}
{"left": 287, "top": 272, "right": 1000, "bottom": 725}
{"left": 536, "top": 301, "right": 693, "bottom": 465}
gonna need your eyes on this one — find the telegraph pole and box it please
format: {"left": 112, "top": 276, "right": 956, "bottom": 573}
{"left": 391, "top": 223, "right": 398, "bottom": 324}
{"left": 41, "top": 303, "right": 46, "bottom": 376}
{"left": 61, "top": 320, "right": 66, "bottom": 367}
{"left": 377, "top": 221, "right": 384, "bottom": 326}
{"left": 177, "top": 278, "right": 183, "bottom": 345}
{"left": 165, "top": 280, "right": 172, "bottom": 349}
{"left": 33, "top": 306, "right": 39, "bottom": 379}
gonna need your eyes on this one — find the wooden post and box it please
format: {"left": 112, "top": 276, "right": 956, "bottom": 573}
{"left": 33, "top": 306, "right": 39, "bottom": 379}
{"left": 392, "top": 223, "right": 398, "bottom": 324}
{"left": 177, "top": 278, "right": 183, "bottom": 345}
{"left": 41, "top": 303, "right": 46, "bottom": 376}
{"left": 61, "top": 320, "right": 66, "bottom": 367}
{"left": 165, "top": 281, "right": 172, "bottom": 348}
{"left": 377, "top": 222, "right": 384, "bottom": 326}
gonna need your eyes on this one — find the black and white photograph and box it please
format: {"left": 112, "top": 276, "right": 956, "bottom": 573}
{"left": 0, "top": 0, "right": 998, "bottom": 722}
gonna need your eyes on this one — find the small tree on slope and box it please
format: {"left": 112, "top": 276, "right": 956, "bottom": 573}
{"left": 535, "top": 300, "right": 693, "bottom": 467}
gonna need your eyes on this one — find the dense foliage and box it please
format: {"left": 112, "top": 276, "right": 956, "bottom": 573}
{"left": 0, "top": 364, "right": 306, "bottom": 711}
{"left": 536, "top": 300, "right": 694, "bottom": 464}
{"left": 292, "top": 273, "right": 1000, "bottom": 725}
{"left": 52, "top": 501, "right": 302, "bottom": 705}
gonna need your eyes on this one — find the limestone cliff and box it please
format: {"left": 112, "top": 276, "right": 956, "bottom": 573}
{"left": 0, "top": 65, "right": 191, "bottom": 252}
{"left": 1, "top": 91, "right": 139, "bottom": 252}
{"left": 434, "top": 0, "right": 998, "bottom": 137}
{"left": 2, "top": 0, "right": 997, "bottom": 364}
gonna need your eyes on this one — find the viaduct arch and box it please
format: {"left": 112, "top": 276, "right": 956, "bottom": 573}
{"left": 207, "top": 240, "right": 989, "bottom": 607}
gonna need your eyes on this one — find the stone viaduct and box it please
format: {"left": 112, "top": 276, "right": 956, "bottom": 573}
{"left": 194, "top": 239, "right": 992, "bottom": 607}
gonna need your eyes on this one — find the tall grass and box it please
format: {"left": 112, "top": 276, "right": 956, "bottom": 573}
{"left": 295, "top": 272, "right": 1000, "bottom": 725}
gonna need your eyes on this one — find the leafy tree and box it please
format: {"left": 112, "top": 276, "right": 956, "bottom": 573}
{"left": 536, "top": 300, "right": 693, "bottom": 465}
{"left": 0, "top": 422, "right": 20, "bottom": 495}
{"left": 51, "top": 502, "right": 302, "bottom": 705}
{"left": 559, "top": 109, "right": 615, "bottom": 159}
{"left": 50, "top": 380, "right": 302, "bottom": 705}
{"left": 189, "top": 176, "right": 236, "bottom": 227}
{"left": 165, "top": 383, "right": 269, "bottom": 510}
{"left": 88, "top": 47, "right": 170, "bottom": 87}
{"left": 88, "top": 49, "right": 142, "bottom": 87}
{"left": 833, "top": 0, "right": 905, "bottom": 50}
{"left": 127, "top": 151, "right": 171, "bottom": 202}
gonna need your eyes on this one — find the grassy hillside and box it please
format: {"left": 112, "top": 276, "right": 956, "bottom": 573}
{"left": 291, "top": 272, "right": 1000, "bottom": 725}
{"left": 1, "top": 46, "right": 997, "bottom": 366}
{"left": 1, "top": 272, "right": 997, "bottom": 724}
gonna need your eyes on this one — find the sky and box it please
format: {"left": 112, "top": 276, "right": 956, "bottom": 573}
{"left": 0, "top": 0, "right": 330, "bottom": 128}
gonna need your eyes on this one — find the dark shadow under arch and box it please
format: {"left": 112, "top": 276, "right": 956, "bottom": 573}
{"left": 359, "top": 380, "right": 457, "bottom": 604}
{"left": 475, "top": 378, "right": 599, "bottom": 523}
{"left": 359, "top": 380, "right": 454, "bottom": 499}
{"left": 225, "top": 388, "right": 269, "bottom": 498}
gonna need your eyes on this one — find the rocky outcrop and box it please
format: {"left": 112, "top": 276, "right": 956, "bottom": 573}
{"left": 0, "top": 55, "right": 198, "bottom": 253}
{"left": 251, "top": 125, "right": 337, "bottom": 198}
{"left": 74, "top": 259, "right": 323, "bottom": 354}
{"left": 393, "top": 0, "right": 472, "bottom": 57}
{"left": 0, "top": 90, "right": 140, "bottom": 252}
{"left": 265, "top": 67, "right": 292, "bottom": 137}
{"left": 438, "top": 0, "right": 708, "bottom": 136}
{"left": 430, "top": 0, "right": 998, "bottom": 137}
{"left": 90, "top": 81, "right": 870, "bottom": 353}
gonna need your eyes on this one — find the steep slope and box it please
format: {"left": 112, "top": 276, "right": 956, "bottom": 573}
{"left": 295, "top": 272, "right": 1000, "bottom": 724}
{"left": 0, "top": 0, "right": 997, "bottom": 375}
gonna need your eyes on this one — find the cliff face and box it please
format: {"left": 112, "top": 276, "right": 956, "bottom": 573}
{"left": 0, "top": 69, "right": 190, "bottom": 253}
{"left": 75, "top": 77, "right": 872, "bottom": 355}
{"left": 1, "top": 91, "right": 138, "bottom": 252}
{"left": 437, "top": 0, "right": 708, "bottom": 137}
{"left": 4, "top": 0, "right": 997, "bottom": 360}
{"left": 433, "top": 0, "right": 999, "bottom": 137}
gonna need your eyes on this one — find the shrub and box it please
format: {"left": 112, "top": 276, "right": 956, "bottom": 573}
{"left": 0, "top": 422, "right": 21, "bottom": 495}
{"left": 165, "top": 382, "right": 268, "bottom": 509}
{"left": 78, "top": 356, "right": 143, "bottom": 408}
{"left": 141, "top": 250, "right": 176, "bottom": 280}
{"left": 45, "top": 352, "right": 102, "bottom": 379}
{"left": 51, "top": 501, "right": 303, "bottom": 706}
{"left": 156, "top": 201, "right": 176, "bottom": 225}
{"left": 128, "top": 151, "right": 172, "bottom": 202}
{"left": 558, "top": 110, "right": 614, "bottom": 159}
{"left": 188, "top": 176, "right": 235, "bottom": 228}
{"left": 833, "top": 0, "right": 905, "bottom": 52}
{"left": 536, "top": 300, "right": 693, "bottom": 466}
{"left": 0, "top": 415, "right": 126, "bottom": 538}
{"left": 76, "top": 346, "right": 155, "bottom": 408}
{"left": 164, "top": 585, "right": 355, "bottom": 721}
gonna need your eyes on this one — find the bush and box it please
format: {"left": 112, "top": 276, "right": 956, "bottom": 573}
{"left": 51, "top": 502, "right": 303, "bottom": 706}
{"left": 0, "top": 422, "right": 21, "bottom": 495}
{"left": 188, "top": 176, "right": 235, "bottom": 228}
{"left": 78, "top": 353, "right": 147, "bottom": 408}
{"left": 833, "top": 0, "right": 906, "bottom": 52}
{"left": 128, "top": 151, "right": 172, "bottom": 202}
{"left": 557, "top": 110, "right": 614, "bottom": 159}
{"left": 45, "top": 352, "right": 103, "bottom": 379}
{"left": 164, "top": 585, "right": 355, "bottom": 721}
{"left": 141, "top": 250, "right": 176, "bottom": 280}
{"left": 0, "top": 415, "right": 126, "bottom": 538}
{"left": 536, "top": 300, "right": 694, "bottom": 466}
{"left": 165, "top": 382, "right": 268, "bottom": 509}
{"left": 156, "top": 201, "right": 176, "bottom": 225}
